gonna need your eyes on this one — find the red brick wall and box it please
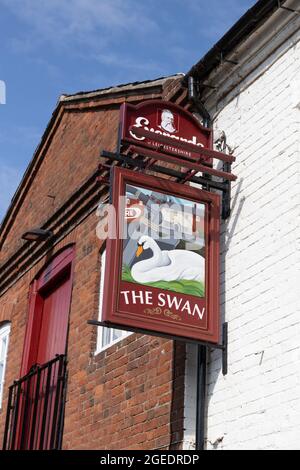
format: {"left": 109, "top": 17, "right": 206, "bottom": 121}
{"left": 0, "top": 210, "right": 185, "bottom": 450}
{"left": 0, "top": 77, "right": 182, "bottom": 265}
{"left": 0, "top": 77, "right": 186, "bottom": 450}
{"left": 0, "top": 106, "right": 119, "bottom": 263}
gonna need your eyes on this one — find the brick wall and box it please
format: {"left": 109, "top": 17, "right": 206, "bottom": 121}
{"left": 0, "top": 106, "right": 119, "bottom": 263}
{"left": 0, "top": 207, "right": 185, "bottom": 450}
{"left": 0, "top": 76, "right": 187, "bottom": 450}
{"left": 0, "top": 75, "right": 182, "bottom": 264}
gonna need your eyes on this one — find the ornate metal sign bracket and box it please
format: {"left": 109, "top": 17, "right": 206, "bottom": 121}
{"left": 96, "top": 147, "right": 230, "bottom": 374}
{"left": 99, "top": 145, "right": 235, "bottom": 221}
{"left": 94, "top": 100, "right": 234, "bottom": 375}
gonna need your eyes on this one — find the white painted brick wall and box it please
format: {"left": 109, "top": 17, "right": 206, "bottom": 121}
{"left": 184, "top": 11, "right": 300, "bottom": 450}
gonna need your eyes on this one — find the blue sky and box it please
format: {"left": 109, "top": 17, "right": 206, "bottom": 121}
{"left": 0, "top": 0, "right": 256, "bottom": 220}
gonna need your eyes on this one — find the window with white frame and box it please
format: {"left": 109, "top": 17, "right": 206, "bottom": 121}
{"left": 95, "top": 250, "right": 131, "bottom": 354}
{"left": 0, "top": 323, "right": 11, "bottom": 408}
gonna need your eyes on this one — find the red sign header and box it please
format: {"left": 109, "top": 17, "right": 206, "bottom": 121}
{"left": 120, "top": 100, "right": 212, "bottom": 162}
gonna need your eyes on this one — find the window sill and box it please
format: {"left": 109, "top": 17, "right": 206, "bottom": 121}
{"left": 94, "top": 331, "right": 132, "bottom": 356}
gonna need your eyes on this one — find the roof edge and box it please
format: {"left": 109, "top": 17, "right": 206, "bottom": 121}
{"left": 185, "top": 0, "right": 286, "bottom": 83}
{"left": 59, "top": 74, "right": 184, "bottom": 103}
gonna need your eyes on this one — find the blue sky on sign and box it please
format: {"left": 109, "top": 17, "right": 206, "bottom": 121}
{"left": 0, "top": 0, "right": 256, "bottom": 220}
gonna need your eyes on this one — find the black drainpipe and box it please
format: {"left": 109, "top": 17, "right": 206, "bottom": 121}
{"left": 188, "top": 76, "right": 211, "bottom": 128}
{"left": 196, "top": 345, "right": 207, "bottom": 451}
{"left": 187, "top": 76, "right": 211, "bottom": 451}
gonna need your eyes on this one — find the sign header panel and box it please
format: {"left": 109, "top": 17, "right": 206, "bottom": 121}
{"left": 120, "top": 100, "right": 212, "bottom": 162}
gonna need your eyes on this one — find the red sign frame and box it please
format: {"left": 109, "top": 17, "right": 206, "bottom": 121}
{"left": 102, "top": 167, "right": 220, "bottom": 344}
{"left": 120, "top": 100, "right": 213, "bottom": 164}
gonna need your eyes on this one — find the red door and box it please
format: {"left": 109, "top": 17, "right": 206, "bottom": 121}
{"left": 21, "top": 246, "right": 75, "bottom": 376}
{"left": 36, "top": 273, "right": 72, "bottom": 366}
{"left": 17, "top": 246, "right": 75, "bottom": 449}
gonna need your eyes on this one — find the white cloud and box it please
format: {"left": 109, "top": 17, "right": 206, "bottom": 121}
{"left": 182, "top": 0, "right": 256, "bottom": 40}
{"left": 0, "top": 125, "right": 41, "bottom": 219}
{"left": 1, "top": 0, "right": 158, "bottom": 52}
{"left": 91, "top": 51, "right": 164, "bottom": 74}
{"left": 0, "top": 0, "right": 257, "bottom": 76}
{"left": 0, "top": 80, "right": 6, "bottom": 105}
{"left": 0, "top": 125, "right": 41, "bottom": 146}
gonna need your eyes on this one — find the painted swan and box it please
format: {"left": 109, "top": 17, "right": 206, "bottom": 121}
{"left": 131, "top": 236, "right": 204, "bottom": 284}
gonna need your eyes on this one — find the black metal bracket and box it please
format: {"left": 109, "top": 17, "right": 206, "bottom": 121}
{"left": 278, "top": 1, "right": 300, "bottom": 15}
{"left": 222, "top": 162, "right": 232, "bottom": 219}
{"left": 100, "top": 149, "right": 232, "bottom": 220}
{"left": 98, "top": 114, "right": 231, "bottom": 376}
{"left": 220, "top": 51, "right": 239, "bottom": 66}
{"left": 204, "top": 322, "right": 228, "bottom": 376}
{"left": 221, "top": 322, "right": 228, "bottom": 376}
{"left": 201, "top": 82, "right": 218, "bottom": 90}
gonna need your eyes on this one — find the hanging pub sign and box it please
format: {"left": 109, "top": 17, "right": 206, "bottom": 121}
{"left": 119, "top": 99, "right": 213, "bottom": 164}
{"left": 102, "top": 167, "right": 221, "bottom": 344}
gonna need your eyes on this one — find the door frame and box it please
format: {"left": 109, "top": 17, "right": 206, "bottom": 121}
{"left": 20, "top": 245, "right": 75, "bottom": 377}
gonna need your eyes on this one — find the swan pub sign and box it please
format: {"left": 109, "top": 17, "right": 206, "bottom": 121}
{"left": 102, "top": 166, "right": 221, "bottom": 344}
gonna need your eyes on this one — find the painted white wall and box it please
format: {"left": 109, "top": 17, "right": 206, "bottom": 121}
{"left": 184, "top": 5, "right": 300, "bottom": 450}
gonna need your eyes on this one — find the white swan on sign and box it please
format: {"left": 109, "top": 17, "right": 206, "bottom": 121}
{"left": 131, "top": 235, "right": 204, "bottom": 284}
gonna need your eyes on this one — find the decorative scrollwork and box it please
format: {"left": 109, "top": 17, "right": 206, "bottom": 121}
{"left": 143, "top": 307, "right": 181, "bottom": 321}
{"left": 163, "top": 309, "right": 181, "bottom": 321}
{"left": 214, "top": 130, "right": 237, "bottom": 155}
{"left": 144, "top": 307, "right": 162, "bottom": 316}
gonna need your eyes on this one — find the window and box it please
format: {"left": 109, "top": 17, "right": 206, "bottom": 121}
{"left": 0, "top": 323, "right": 11, "bottom": 408}
{"left": 95, "top": 250, "right": 131, "bottom": 354}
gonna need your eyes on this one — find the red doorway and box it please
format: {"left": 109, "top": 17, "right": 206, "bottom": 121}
{"left": 21, "top": 246, "right": 75, "bottom": 376}
{"left": 36, "top": 271, "right": 72, "bottom": 366}
{"left": 10, "top": 246, "right": 75, "bottom": 450}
